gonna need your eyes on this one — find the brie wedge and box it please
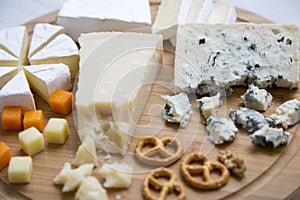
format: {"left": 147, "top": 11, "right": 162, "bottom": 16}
{"left": 0, "top": 49, "right": 19, "bottom": 66}
{"left": 0, "top": 70, "right": 35, "bottom": 112}
{"left": 76, "top": 32, "right": 162, "bottom": 154}
{"left": 0, "top": 26, "right": 29, "bottom": 66}
{"left": 23, "top": 64, "right": 72, "bottom": 102}
{"left": 57, "top": 0, "right": 152, "bottom": 41}
{"left": 0, "top": 67, "right": 18, "bottom": 89}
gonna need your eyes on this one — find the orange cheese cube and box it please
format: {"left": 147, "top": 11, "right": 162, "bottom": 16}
{"left": 23, "top": 110, "right": 44, "bottom": 132}
{"left": 0, "top": 141, "right": 12, "bottom": 171}
{"left": 2, "top": 106, "right": 23, "bottom": 131}
{"left": 49, "top": 90, "right": 73, "bottom": 115}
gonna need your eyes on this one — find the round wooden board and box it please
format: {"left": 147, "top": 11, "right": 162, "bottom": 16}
{"left": 1, "top": 1, "right": 300, "bottom": 199}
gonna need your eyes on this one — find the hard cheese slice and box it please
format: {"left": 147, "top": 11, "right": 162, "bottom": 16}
{"left": 0, "top": 26, "right": 29, "bottom": 66}
{"left": 57, "top": 0, "right": 152, "bottom": 41}
{"left": 185, "top": 0, "right": 213, "bottom": 24}
{"left": 206, "top": 0, "right": 237, "bottom": 23}
{"left": 0, "top": 67, "right": 18, "bottom": 89}
{"left": 29, "top": 34, "right": 79, "bottom": 78}
{"left": 28, "top": 23, "right": 65, "bottom": 58}
{"left": 0, "top": 70, "right": 36, "bottom": 112}
{"left": 77, "top": 32, "right": 163, "bottom": 154}
{"left": 175, "top": 23, "right": 299, "bottom": 94}
{"left": 23, "top": 64, "right": 72, "bottom": 102}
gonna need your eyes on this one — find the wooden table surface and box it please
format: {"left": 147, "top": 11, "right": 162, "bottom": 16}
{"left": 1, "top": 1, "right": 300, "bottom": 199}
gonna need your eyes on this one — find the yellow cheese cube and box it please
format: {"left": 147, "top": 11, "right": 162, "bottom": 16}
{"left": 8, "top": 156, "right": 33, "bottom": 183}
{"left": 19, "top": 127, "right": 45, "bottom": 156}
{"left": 44, "top": 118, "right": 69, "bottom": 144}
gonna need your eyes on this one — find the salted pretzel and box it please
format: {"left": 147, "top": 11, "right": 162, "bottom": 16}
{"left": 143, "top": 168, "right": 186, "bottom": 200}
{"left": 135, "top": 136, "right": 183, "bottom": 166}
{"left": 180, "top": 152, "right": 230, "bottom": 190}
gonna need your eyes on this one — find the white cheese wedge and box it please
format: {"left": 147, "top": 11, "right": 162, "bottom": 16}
{"left": 57, "top": 0, "right": 152, "bottom": 41}
{"left": 72, "top": 135, "right": 98, "bottom": 167}
{"left": 75, "top": 176, "right": 108, "bottom": 200}
{"left": 53, "top": 162, "right": 94, "bottom": 192}
{"left": 0, "top": 49, "right": 19, "bottom": 66}
{"left": 207, "top": 0, "right": 237, "bottom": 23}
{"left": 0, "top": 70, "right": 35, "bottom": 112}
{"left": 185, "top": 0, "right": 213, "bottom": 24}
{"left": 23, "top": 64, "right": 71, "bottom": 102}
{"left": 153, "top": 0, "right": 192, "bottom": 40}
{"left": 175, "top": 23, "right": 300, "bottom": 94}
{"left": 0, "top": 67, "right": 18, "bottom": 89}
{"left": 99, "top": 161, "right": 133, "bottom": 188}
{"left": 0, "top": 26, "right": 29, "bottom": 66}
{"left": 76, "top": 32, "right": 162, "bottom": 154}
{"left": 28, "top": 23, "right": 65, "bottom": 58}
{"left": 29, "top": 34, "right": 79, "bottom": 78}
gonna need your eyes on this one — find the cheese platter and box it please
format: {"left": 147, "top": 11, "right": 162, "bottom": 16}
{"left": 0, "top": 0, "right": 300, "bottom": 199}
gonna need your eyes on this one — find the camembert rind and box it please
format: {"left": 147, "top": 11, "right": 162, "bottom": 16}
{"left": 57, "top": 0, "right": 152, "bottom": 41}
{"left": 77, "top": 32, "right": 163, "bottom": 154}
{"left": 175, "top": 23, "right": 300, "bottom": 94}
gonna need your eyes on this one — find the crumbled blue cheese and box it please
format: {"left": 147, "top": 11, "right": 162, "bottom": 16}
{"left": 161, "top": 92, "right": 192, "bottom": 128}
{"left": 250, "top": 125, "right": 290, "bottom": 148}
{"left": 230, "top": 107, "right": 269, "bottom": 134}
{"left": 197, "top": 93, "right": 222, "bottom": 120}
{"left": 267, "top": 99, "right": 300, "bottom": 128}
{"left": 241, "top": 84, "right": 272, "bottom": 111}
{"left": 174, "top": 23, "right": 299, "bottom": 95}
{"left": 206, "top": 116, "right": 238, "bottom": 144}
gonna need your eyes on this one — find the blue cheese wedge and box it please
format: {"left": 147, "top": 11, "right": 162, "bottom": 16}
{"left": 206, "top": 116, "right": 237, "bottom": 144}
{"left": 230, "top": 107, "right": 269, "bottom": 134}
{"left": 161, "top": 92, "right": 192, "bottom": 128}
{"left": 197, "top": 93, "right": 222, "bottom": 119}
{"left": 268, "top": 99, "right": 300, "bottom": 128}
{"left": 250, "top": 125, "right": 290, "bottom": 148}
{"left": 241, "top": 84, "right": 272, "bottom": 111}
{"left": 174, "top": 23, "right": 299, "bottom": 95}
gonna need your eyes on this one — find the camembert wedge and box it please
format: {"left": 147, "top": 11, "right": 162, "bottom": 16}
{"left": 0, "top": 67, "right": 18, "bottom": 89}
{"left": 77, "top": 32, "right": 163, "bottom": 154}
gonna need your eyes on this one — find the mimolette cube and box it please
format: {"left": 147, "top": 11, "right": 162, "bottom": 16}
{"left": 19, "top": 127, "right": 45, "bottom": 156}
{"left": 49, "top": 90, "right": 73, "bottom": 115}
{"left": 23, "top": 110, "right": 44, "bottom": 132}
{"left": 8, "top": 156, "right": 32, "bottom": 183}
{"left": 2, "top": 106, "right": 22, "bottom": 131}
{"left": 44, "top": 118, "right": 69, "bottom": 144}
{"left": 0, "top": 141, "right": 12, "bottom": 171}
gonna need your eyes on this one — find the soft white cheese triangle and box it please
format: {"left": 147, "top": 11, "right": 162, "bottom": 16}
{"left": 0, "top": 49, "right": 19, "bottom": 66}
{"left": 28, "top": 23, "right": 65, "bottom": 58}
{"left": 29, "top": 34, "right": 79, "bottom": 78}
{"left": 57, "top": 0, "right": 152, "bottom": 41}
{"left": 207, "top": 0, "right": 237, "bottom": 23}
{"left": 77, "top": 32, "right": 162, "bottom": 154}
{"left": 0, "top": 67, "right": 18, "bottom": 89}
{"left": 23, "top": 64, "right": 71, "bottom": 102}
{"left": 75, "top": 176, "right": 108, "bottom": 200}
{"left": 0, "top": 70, "right": 35, "bottom": 112}
{"left": 0, "top": 26, "right": 29, "bottom": 66}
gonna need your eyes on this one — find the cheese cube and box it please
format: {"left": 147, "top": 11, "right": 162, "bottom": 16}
{"left": 44, "top": 118, "right": 69, "bottom": 144}
{"left": 8, "top": 156, "right": 32, "bottom": 183}
{"left": 49, "top": 90, "right": 73, "bottom": 115}
{"left": 2, "top": 106, "right": 23, "bottom": 131}
{"left": 23, "top": 110, "right": 44, "bottom": 132}
{"left": 0, "top": 141, "right": 12, "bottom": 171}
{"left": 19, "top": 127, "right": 45, "bottom": 156}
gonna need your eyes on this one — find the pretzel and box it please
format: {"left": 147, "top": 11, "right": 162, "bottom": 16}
{"left": 135, "top": 136, "right": 183, "bottom": 166}
{"left": 180, "top": 152, "right": 230, "bottom": 190}
{"left": 218, "top": 149, "right": 247, "bottom": 178}
{"left": 143, "top": 168, "right": 186, "bottom": 200}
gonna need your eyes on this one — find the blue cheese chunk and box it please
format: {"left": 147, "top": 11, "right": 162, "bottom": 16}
{"left": 250, "top": 125, "right": 290, "bottom": 148}
{"left": 161, "top": 92, "right": 192, "bottom": 128}
{"left": 268, "top": 99, "right": 300, "bottom": 128}
{"left": 241, "top": 84, "right": 272, "bottom": 111}
{"left": 197, "top": 93, "right": 222, "bottom": 119}
{"left": 206, "top": 116, "right": 238, "bottom": 144}
{"left": 175, "top": 23, "right": 299, "bottom": 94}
{"left": 230, "top": 107, "right": 269, "bottom": 134}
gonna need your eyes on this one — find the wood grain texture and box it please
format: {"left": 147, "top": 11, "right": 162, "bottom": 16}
{"left": 1, "top": 1, "right": 300, "bottom": 199}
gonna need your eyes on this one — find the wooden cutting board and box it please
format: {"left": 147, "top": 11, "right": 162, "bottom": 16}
{"left": 1, "top": 1, "right": 300, "bottom": 199}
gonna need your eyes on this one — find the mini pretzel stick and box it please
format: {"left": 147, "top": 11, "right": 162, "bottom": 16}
{"left": 180, "top": 152, "right": 230, "bottom": 190}
{"left": 143, "top": 168, "right": 186, "bottom": 200}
